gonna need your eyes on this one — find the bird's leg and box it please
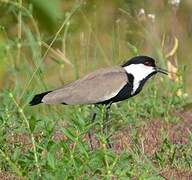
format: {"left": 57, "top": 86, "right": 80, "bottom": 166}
{"left": 88, "top": 111, "right": 97, "bottom": 150}
{"left": 103, "top": 103, "right": 112, "bottom": 148}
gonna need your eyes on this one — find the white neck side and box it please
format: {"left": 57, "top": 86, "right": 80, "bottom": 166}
{"left": 124, "top": 64, "right": 155, "bottom": 94}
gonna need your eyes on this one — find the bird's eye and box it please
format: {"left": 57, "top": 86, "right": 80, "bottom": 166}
{"left": 144, "top": 61, "right": 152, "bottom": 66}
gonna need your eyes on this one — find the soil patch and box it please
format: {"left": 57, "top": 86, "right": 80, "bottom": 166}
{"left": 168, "top": 110, "right": 192, "bottom": 144}
{"left": 160, "top": 168, "right": 192, "bottom": 180}
{"left": 113, "top": 108, "right": 192, "bottom": 179}
{"left": 0, "top": 171, "right": 19, "bottom": 180}
{"left": 113, "top": 109, "right": 192, "bottom": 155}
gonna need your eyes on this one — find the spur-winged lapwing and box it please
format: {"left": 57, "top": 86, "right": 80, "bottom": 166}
{"left": 30, "top": 56, "right": 168, "bottom": 148}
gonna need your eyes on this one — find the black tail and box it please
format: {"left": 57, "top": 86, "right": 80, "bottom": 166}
{"left": 29, "top": 91, "right": 51, "bottom": 106}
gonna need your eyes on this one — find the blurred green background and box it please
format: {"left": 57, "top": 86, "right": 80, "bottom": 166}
{"left": 0, "top": 0, "right": 192, "bottom": 93}
{"left": 0, "top": 0, "right": 192, "bottom": 179}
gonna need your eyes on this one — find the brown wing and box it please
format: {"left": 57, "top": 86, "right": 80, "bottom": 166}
{"left": 42, "top": 66, "right": 128, "bottom": 105}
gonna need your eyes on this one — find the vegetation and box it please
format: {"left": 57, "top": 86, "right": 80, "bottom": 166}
{"left": 0, "top": 0, "right": 191, "bottom": 179}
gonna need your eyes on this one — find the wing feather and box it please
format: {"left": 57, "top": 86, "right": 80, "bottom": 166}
{"left": 42, "top": 66, "right": 128, "bottom": 105}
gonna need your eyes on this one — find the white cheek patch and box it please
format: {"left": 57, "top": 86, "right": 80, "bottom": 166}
{"left": 124, "top": 64, "right": 155, "bottom": 94}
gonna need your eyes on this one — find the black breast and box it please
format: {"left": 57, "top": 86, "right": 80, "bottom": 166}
{"left": 99, "top": 73, "right": 134, "bottom": 105}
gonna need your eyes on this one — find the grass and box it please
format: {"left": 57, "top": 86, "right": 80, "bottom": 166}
{"left": 0, "top": 0, "right": 191, "bottom": 179}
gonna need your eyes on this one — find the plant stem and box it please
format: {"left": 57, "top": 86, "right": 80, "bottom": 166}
{"left": 9, "top": 93, "right": 41, "bottom": 177}
{"left": 16, "top": 0, "right": 22, "bottom": 68}
{"left": 19, "top": 2, "right": 82, "bottom": 100}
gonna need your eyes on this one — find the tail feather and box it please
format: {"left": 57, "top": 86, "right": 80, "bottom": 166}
{"left": 29, "top": 91, "right": 51, "bottom": 106}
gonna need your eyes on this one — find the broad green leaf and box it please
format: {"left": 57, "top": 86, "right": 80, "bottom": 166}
{"left": 29, "top": 0, "right": 63, "bottom": 30}
{"left": 47, "top": 152, "right": 55, "bottom": 169}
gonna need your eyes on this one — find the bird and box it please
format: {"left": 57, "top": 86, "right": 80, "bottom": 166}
{"left": 30, "top": 55, "right": 168, "bottom": 148}
{"left": 30, "top": 56, "right": 167, "bottom": 106}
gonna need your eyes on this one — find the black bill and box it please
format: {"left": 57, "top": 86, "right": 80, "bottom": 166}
{"left": 155, "top": 67, "right": 168, "bottom": 75}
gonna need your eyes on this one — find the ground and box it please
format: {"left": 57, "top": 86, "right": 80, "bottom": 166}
{"left": 1, "top": 108, "right": 192, "bottom": 179}
{"left": 113, "top": 108, "right": 192, "bottom": 179}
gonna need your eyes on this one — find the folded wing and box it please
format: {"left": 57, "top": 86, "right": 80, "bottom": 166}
{"left": 42, "top": 66, "right": 129, "bottom": 105}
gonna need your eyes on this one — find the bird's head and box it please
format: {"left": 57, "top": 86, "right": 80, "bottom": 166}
{"left": 122, "top": 56, "right": 168, "bottom": 76}
{"left": 122, "top": 56, "right": 168, "bottom": 95}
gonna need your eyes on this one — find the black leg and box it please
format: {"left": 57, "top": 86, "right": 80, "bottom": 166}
{"left": 103, "top": 103, "right": 112, "bottom": 148}
{"left": 88, "top": 111, "right": 97, "bottom": 150}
